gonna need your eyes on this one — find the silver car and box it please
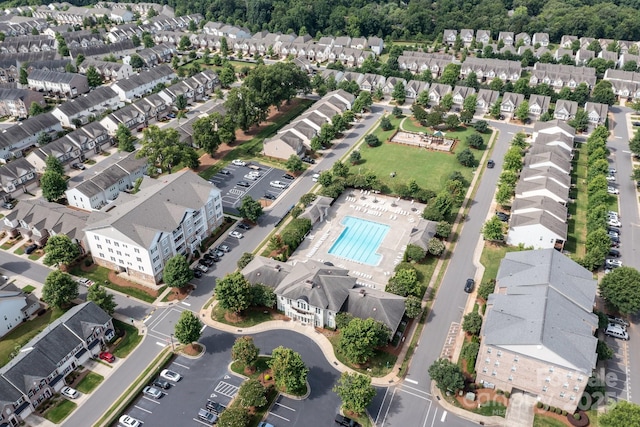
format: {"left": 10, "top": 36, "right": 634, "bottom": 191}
{"left": 143, "top": 385, "right": 162, "bottom": 399}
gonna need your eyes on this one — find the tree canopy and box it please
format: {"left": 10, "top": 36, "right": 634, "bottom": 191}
{"left": 137, "top": 126, "right": 199, "bottom": 174}
{"left": 428, "top": 358, "right": 465, "bottom": 393}
{"left": 87, "top": 283, "right": 117, "bottom": 315}
{"left": 163, "top": 255, "right": 193, "bottom": 289}
{"left": 42, "top": 271, "right": 78, "bottom": 309}
{"left": 600, "top": 401, "right": 640, "bottom": 427}
{"left": 338, "top": 317, "right": 390, "bottom": 364}
{"left": 268, "top": 346, "right": 309, "bottom": 395}
{"left": 600, "top": 267, "right": 640, "bottom": 315}
{"left": 238, "top": 196, "right": 263, "bottom": 223}
{"left": 215, "top": 272, "right": 253, "bottom": 314}
{"left": 333, "top": 372, "right": 376, "bottom": 415}
{"left": 43, "top": 235, "right": 81, "bottom": 267}
{"left": 174, "top": 310, "right": 203, "bottom": 345}
{"left": 232, "top": 336, "right": 260, "bottom": 368}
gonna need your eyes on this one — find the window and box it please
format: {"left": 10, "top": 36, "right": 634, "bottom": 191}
{"left": 570, "top": 395, "right": 575, "bottom": 401}
{"left": 542, "top": 386, "right": 548, "bottom": 392}
{"left": 549, "top": 367, "right": 554, "bottom": 373}
{"left": 573, "top": 385, "right": 579, "bottom": 392}
{"left": 116, "top": 251, "right": 122, "bottom": 256}
{"left": 567, "top": 373, "right": 572, "bottom": 379}
{"left": 514, "top": 356, "right": 519, "bottom": 362}
{"left": 487, "top": 348, "right": 492, "bottom": 354}
{"left": 110, "top": 256, "right": 116, "bottom": 261}
{"left": 508, "top": 375, "right": 513, "bottom": 381}
{"left": 560, "top": 392, "right": 565, "bottom": 398}
{"left": 563, "top": 383, "right": 568, "bottom": 389}
{"left": 94, "top": 235, "right": 100, "bottom": 240}
{"left": 97, "top": 244, "right": 102, "bottom": 249}
{"left": 497, "top": 350, "right": 502, "bottom": 357}
{"left": 511, "top": 366, "right": 516, "bottom": 372}
{"left": 485, "top": 358, "right": 490, "bottom": 364}
{"left": 139, "top": 266, "right": 144, "bottom": 271}
{"left": 491, "top": 370, "right": 497, "bottom": 377}
{"left": 105, "top": 239, "right": 111, "bottom": 244}
{"left": 99, "top": 253, "right": 104, "bottom": 258}
{"left": 494, "top": 361, "right": 500, "bottom": 367}
{"left": 137, "top": 257, "right": 142, "bottom": 262}
{"left": 114, "top": 242, "right": 119, "bottom": 247}
{"left": 134, "top": 248, "right": 140, "bottom": 253}
{"left": 578, "top": 375, "right": 583, "bottom": 382}
{"left": 482, "top": 367, "right": 488, "bottom": 374}
{"left": 108, "top": 248, "right": 113, "bottom": 253}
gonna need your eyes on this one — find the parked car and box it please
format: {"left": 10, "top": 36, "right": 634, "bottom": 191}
{"left": 247, "top": 170, "right": 261, "bottom": 177}
{"left": 208, "top": 250, "right": 223, "bottom": 259}
{"left": 605, "top": 324, "right": 629, "bottom": 340}
{"left": 608, "top": 226, "right": 620, "bottom": 234}
{"left": 282, "top": 173, "right": 295, "bottom": 180}
{"left": 71, "top": 162, "right": 86, "bottom": 170}
{"left": 607, "top": 186, "right": 619, "bottom": 195}
{"left": 464, "top": 278, "right": 475, "bottom": 293}
{"left": 610, "top": 240, "right": 620, "bottom": 248}
{"left": 264, "top": 193, "right": 277, "bottom": 200}
{"left": 61, "top": 386, "right": 79, "bottom": 399}
{"left": 167, "top": 113, "right": 176, "bottom": 119}
{"left": 248, "top": 164, "right": 261, "bottom": 171}
{"left": 237, "top": 222, "right": 251, "bottom": 230}
{"left": 237, "top": 181, "right": 251, "bottom": 188}
{"left": 606, "top": 259, "right": 623, "bottom": 268}
{"left": 219, "top": 169, "right": 231, "bottom": 175}
{"left": 229, "top": 231, "right": 244, "bottom": 239}
{"left": 608, "top": 316, "right": 630, "bottom": 327}
{"left": 196, "top": 264, "right": 209, "bottom": 273}
{"left": 335, "top": 414, "right": 361, "bottom": 427}
{"left": 495, "top": 212, "right": 510, "bottom": 222}
{"left": 608, "top": 249, "right": 621, "bottom": 258}
{"left": 77, "top": 277, "right": 94, "bottom": 286}
{"left": 143, "top": 386, "right": 162, "bottom": 399}
{"left": 244, "top": 174, "right": 259, "bottom": 180}
{"left": 302, "top": 156, "right": 315, "bottom": 164}
{"left": 216, "top": 244, "right": 231, "bottom": 253}
{"left": 270, "top": 180, "right": 287, "bottom": 189}
{"left": 206, "top": 400, "right": 226, "bottom": 415}
{"left": 99, "top": 351, "right": 115, "bottom": 362}
{"left": 312, "top": 173, "right": 320, "bottom": 182}
{"left": 199, "top": 258, "right": 214, "bottom": 267}
{"left": 192, "top": 268, "right": 203, "bottom": 278}
{"left": 153, "top": 378, "right": 171, "bottom": 389}
{"left": 258, "top": 423, "right": 275, "bottom": 427}
{"left": 204, "top": 253, "right": 220, "bottom": 262}
{"left": 160, "top": 369, "right": 182, "bottom": 382}
{"left": 24, "top": 243, "right": 38, "bottom": 254}
{"left": 608, "top": 218, "right": 621, "bottom": 227}
{"left": 607, "top": 230, "right": 619, "bottom": 239}
{"left": 198, "top": 408, "right": 218, "bottom": 425}
{"left": 118, "top": 415, "right": 142, "bottom": 427}
{"left": 609, "top": 168, "right": 617, "bottom": 174}
{"left": 1, "top": 200, "right": 16, "bottom": 210}
{"left": 487, "top": 159, "right": 495, "bottom": 168}
{"left": 232, "top": 159, "right": 247, "bottom": 166}
{"left": 606, "top": 175, "right": 616, "bottom": 181}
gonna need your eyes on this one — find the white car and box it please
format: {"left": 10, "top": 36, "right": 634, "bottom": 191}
{"left": 608, "top": 211, "right": 619, "bottom": 218}
{"left": 61, "top": 386, "right": 79, "bottom": 399}
{"left": 248, "top": 170, "right": 261, "bottom": 177}
{"left": 232, "top": 159, "right": 247, "bottom": 166}
{"left": 607, "top": 187, "right": 619, "bottom": 195}
{"left": 609, "top": 168, "right": 617, "bottom": 174}
{"left": 229, "top": 230, "right": 244, "bottom": 239}
{"left": 76, "top": 277, "right": 94, "bottom": 287}
{"left": 118, "top": 415, "right": 142, "bottom": 427}
{"left": 244, "top": 174, "right": 259, "bottom": 180}
{"left": 270, "top": 180, "right": 287, "bottom": 189}
{"left": 311, "top": 173, "right": 320, "bottom": 182}
{"left": 608, "top": 218, "right": 621, "bottom": 227}
{"left": 160, "top": 369, "right": 182, "bottom": 382}
{"left": 606, "top": 175, "right": 616, "bottom": 181}
{"left": 606, "top": 259, "right": 623, "bottom": 268}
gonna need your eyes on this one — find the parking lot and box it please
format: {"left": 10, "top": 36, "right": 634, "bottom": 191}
{"left": 604, "top": 332, "right": 630, "bottom": 402}
{"left": 207, "top": 161, "right": 292, "bottom": 214}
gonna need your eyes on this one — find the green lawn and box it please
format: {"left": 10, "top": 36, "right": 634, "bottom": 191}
{"left": 0, "top": 307, "right": 65, "bottom": 367}
{"left": 68, "top": 264, "right": 157, "bottom": 303}
{"left": 21, "top": 285, "right": 35, "bottom": 293}
{"left": 328, "top": 334, "right": 396, "bottom": 377}
{"left": 479, "top": 243, "right": 527, "bottom": 284}
{"left": 412, "top": 257, "right": 438, "bottom": 299}
{"left": 230, "top": 356, "right": 271, "bottom": 379}
{"left": 198, "top": 98, "right": 314, "bottom": 180}
{"left": 211, "top": 305, "right": 275, "bottom": 327}
{"left": 112, "top": 319, "right": 142, "bottom": 358}
{"left": 472, "top": 402, "right": 507, "bottom": 417}
{"left": 76, "top": 372, "right": 104, "bottom": 394}
{"left": 533, "top": 414, "right": 568, "bottom": 427}
{"left": 43, "top": 399, "right": 77, "bottom": 423}
{"left": 566, "top": 144, "right": 588, "bottom": 256}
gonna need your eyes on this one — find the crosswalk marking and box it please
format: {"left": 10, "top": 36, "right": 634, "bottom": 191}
{"left": 214, "top": 381, "right": 238, "bottom": 398}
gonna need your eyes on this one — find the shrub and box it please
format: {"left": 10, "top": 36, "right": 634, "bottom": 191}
{"left": 504, "top": 391, "right": 511, "bottom": 398}
{"left": 536, "top": 402, "right": 543, "bottom": 409}
{"left": 573, "top": 413, "right": 581, "bottom": 420}
{"left": 365, "top": 134, "right": 381, "bottom": 147}
{"left": 496, "top": 389, "right": 504, "bottom": 395}
{"left": 264, "top": 374, "right": 271, "bottom": 381}
{"left": 543, "top": 404, "right": 549, "bottom": 411}
{"left": 555, "top": 408, "right": 562, "bottom": 414}
{"left": 562, "top": 410, "right": 567, "bottom": 416}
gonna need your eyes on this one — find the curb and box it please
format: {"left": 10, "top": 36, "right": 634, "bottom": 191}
{"left": 430, "top": 381, "right": 507, "bottom": 427}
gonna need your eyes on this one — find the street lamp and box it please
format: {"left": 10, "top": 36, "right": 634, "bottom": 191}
{"left": 169, "top": 334, "right": 175, "bottom": 351}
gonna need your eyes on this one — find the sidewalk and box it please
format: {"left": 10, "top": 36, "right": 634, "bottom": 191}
{"left": 199, "top": 301, "right": 406, "bottom": 387}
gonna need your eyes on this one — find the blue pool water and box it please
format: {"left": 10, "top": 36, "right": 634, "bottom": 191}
{"left": 328, "top": 216, "right": 389, "bottom": 266}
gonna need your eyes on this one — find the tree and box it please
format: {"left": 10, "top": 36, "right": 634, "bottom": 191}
{"left": 495, "top": 183, "right": 514, "bottom": 207}
{"left": 473, "top": 120, "right": 488, "bottom": 133}
{"left": 365, "top": 134, "right": 381, "bottom": 147}
{"left": 392, "top": 106, "right": 403, "bottom": 117}
{"left": 436, "top": 221, "right": 452, "bottom": 239}
{"left": 444, "top": 114, "right": 460, "bottom": 129}
{"left": 43, "top": 235, "right": 80, "bottom": 267}
{"left": 174, "top": 310, "right": 203, "bottom": 346}
{"left": 86, "top": 66, "right": 103, "bottom": 88}
{"left": 456, "top": 148, "right": 476, "bottom": 167}
{"left": 427, "top": 238, "right": 445, "bottom": 256}
{"left": 338, "top": 318, "right": 390, "bottom": 364}
{"left": 175, "top": 94, "right": 188, "bottom": 111}
{"left": 514, "top": 100, "right": 529, "bottom": 122}
{"left": 41, "top": 170, "right": 67, "bottom": 202}
{"left": 138, "top": 126, "right": 198, "bottom": 174}
{"left": 392, "top": 81, "right": 405, "bottom": 104}
{"left": 238, "top": 196, "right": 263, "bottom": 223}
{"left": 599, "top": 401, "right": 640, "bottom": 427}
{"left": 29, "top": 102, "right": 45, "bottom": 116}
{"left": 489, "top": 101, "right": 501, "bottom": 119}
{"left": 440, "top": 92, "right": 454, "bottom": 111}
{"left": 232, "top": 336, "right": 259, "bottom": 368}
{"left": 45, "top": 155, "right": 64, "bottom": 175}
{"left": 600, "top": 267, "right": 640, "bottom": 315}
{"left": 142, "top": 33, "right": 154, "bottom": 48}
{"left": 237, "top": 379, "right": 267, "bottom": 408}
{"left": 511, "top": 132, "right": 527, "bottom": 148}
{"left": 216, "top": 406, "right": 249, "bottom": 427}
{"left": 404, "top": 244, "right": 426, "bottom": 262}
{"left": 19, "top": 66, "right": 28, "bottom": 85}
{"left": 349, "top": 150, "right": 362, "bottom": 165}
{"left": 466, "top": 133, "right": 484, "bottom": 149}
{"left": 483, "top": 216, "right": 505, "bottom": 241}
{"left": 178, "top": 35, "right": 191, "bottom": 50}
{"left": 428, "top": 358, "right": 465, "bottom": 393}
{"left": 462, "top": 312, "right": 483, "bottom": 335}
{"left": 503, "top": 146, "right": 523, "bottom": 171}
{"left": 116, "top": 124, "right": 136, "bottom": 152}
{"left": 42, "top": 271, "right": 78, "bottom": 309}
{"left": 597, "top": 339, "right": 614, "bottom": 361}
{"left": 387, "top": 268, "right": 419, "bottom": 297}
{"left": 439, "top": 63, "right": 460, "bottom": 86}
{"left": 380, "top": 116, "right": 393, "bottom": 131}
{"left": 268, "top": 346, "right": 309, "bottom": 395}
{"left": 285, "top": 155, "right": 304, "bottom": 173}
{"left": 38, "top": 132, "right": 52, "bottom": 145}
{"left": 237, "top": 253, "right": 254, "bottom": 270}
{"left": 333, "top": 372, "right": 376, "bottom": 415}
{"left": 568, "top": 109, "right": 589, "bottom": 132}
{"left": 404, "top": 295, "right": 422, "bottom": 318}
{"left": 591, "top": 80, "right": 616, "bottom": 105}
{"left": 477, "top": 280, "right": 496, "bottom": 301}
{"left": 215, "top": 272, "right": 253, "bottom": 315}
{"left": 87, "top": 283, "right": 116, "bottom": 314}
{"left": 163, "top": 255, "right": 193, "bottom": 290}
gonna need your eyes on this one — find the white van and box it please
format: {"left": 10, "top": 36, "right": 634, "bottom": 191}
{"left": 605, "top": 324, "right": 629, "bottom": 340}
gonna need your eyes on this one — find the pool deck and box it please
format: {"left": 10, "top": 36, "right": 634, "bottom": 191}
{"left": 291, "top": 191, "right": 427, "bottom": 291}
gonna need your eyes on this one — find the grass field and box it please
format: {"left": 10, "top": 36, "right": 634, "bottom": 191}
{"left": 112, "top": 319, "right": 142, "bottom": 358}
{"left": 76, "top": 372, "right": 104, "bottom": 394}
{"left": 0, "top": 308, "right": 64, "bottom": 367}
{"left": 479, "top": 243, "right": 527, "bottom": 284}
{"left": 43, "top": 399, "right": 77, "bottom": 423}
{"left": 533, "top": 414, "right": 569, "bottom": 427}
{"left": 565, "top": 144, "right": 587, "bottom": 256}
{"left": 68, "top": 265, "right": 157, "bottom": 303}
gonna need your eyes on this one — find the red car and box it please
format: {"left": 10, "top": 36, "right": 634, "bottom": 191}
{"left": 99, "top": 351, "right": 115, "bottom": 363}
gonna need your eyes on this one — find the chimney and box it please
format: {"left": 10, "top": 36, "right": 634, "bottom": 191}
{"left": 274, "top": 265, "right": 281, "bottom": 272}
{"left": 359, "top": 289, "right": 366, "bottom": 297}
{"left": 305, "top": 279, "right": 314, "bottom": 289}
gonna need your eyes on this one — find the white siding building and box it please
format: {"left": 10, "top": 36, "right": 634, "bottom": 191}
{"left": 84, "top": 171, "right": 223, "bottom": 286}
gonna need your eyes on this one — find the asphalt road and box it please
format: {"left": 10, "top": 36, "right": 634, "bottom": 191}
{"left": 374, "top": 121, "right": 520, "bottom": 427}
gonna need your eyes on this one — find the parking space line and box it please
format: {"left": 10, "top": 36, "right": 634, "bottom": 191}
{"left": 269, "top": 412, "right": 290, "bottom": 421}
{"left": 173, "top": 362, "right": 190, "bottom": 369}
{"left": 200, "top": 325, "right": 207, "bottom": 333}
{"left": 181, "top": 301, "right": 191, "bottom": 307}
{"left": 375, "top": 387, "right": 391, "bottom": 424}
{"left": 142, "top": 397, "right": 162, "bottom": 404}
{"left": 192, "top": 418, "right": 212, "bottom": 426}
{"left": 405, "top": 379, "right": 418, "bottom": 384}
{"left": 134, "top": 405, "right": 152, "bottom": 414}
{"left": 275, "top": 402, "right": 295, "bottom": 411}
{"left": 156, "top": 341, "right": 167, "bottom": 347}
{"left": 214, "top": 381, "right": 239, "bottom": 398}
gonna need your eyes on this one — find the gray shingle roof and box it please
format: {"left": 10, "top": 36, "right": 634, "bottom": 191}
{"left": 511, "top": 195, "right": 568, "bottom": 222}
{"left": 520, "top": 166, "right": 571, "bottom": 189}
{"left": 509, "top": 210, "right": 568, "bottom": 240}
{"left": 345, "top": 287, "right": 406, "bottom": 333}
{"left": 4, "top": 199, "right": 89, "bottom": 242}
{"left": 54, "top": 86, "right": 118, "bottom": 117}
{"left": 242, "top": 256, "right": 293, "bottom": 288}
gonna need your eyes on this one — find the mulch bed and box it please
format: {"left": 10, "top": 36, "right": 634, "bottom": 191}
{"left": 455, "top": 387, "right": 510, "bottom": 411}
{"left": 79, "top": 263, "right": 160, "bottom": 299}
{"left": 165, "top": 285, "right": 193, "bottom": 302}
{"left": 183, "top": 343, "right": 203, "bottom": 356}
{"left": 223, "top": 307, "right": 290, "bottom": 324}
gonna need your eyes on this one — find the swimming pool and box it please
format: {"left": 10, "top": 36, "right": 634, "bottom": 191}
{"left": 328, "top": 216, "right": 389, "bottom": 266}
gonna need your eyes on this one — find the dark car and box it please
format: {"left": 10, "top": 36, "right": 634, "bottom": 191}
{"left": 487, "top": 159, "right": 495, "bottom": 168}
{"left": 335, "top": 414, "right": 361, "bottom": 427}
{"left": 206, "top": 400, "right": 226, "bottom": 415}
{"left": 219, "top": 169, "right": 231, "bottom": 175}
{"left": 203, "top": 253, "right": 219, "bottom": 262}
{"left": 2, "top": 200, "right": 16, "bottom": 210}
{"left": 264, "top": 193, "right": 277, "bottom": 200}
{"left": 199, "top": 258, "right": 214, "bottom": 267}
{"left": 192, "top": 268, "right": 203, "bottom": 278}
{"left": 496, "top": 212, "right": 510, "bottom": 222}
{"left": 302, "top": 156, "right": 315, "bottom": 164}
{"left": 167, "top": 113, "right": 176, "bottom": 119}
{"left": 608, "top": 227, "right": 620, "bottom": 234}
{"left": 25, "top": 243, "right": 38, "bottom": 254}
{"left": 152, "top": 378, "right": 171, "bottom": 390}
{"left": 633, "top": 121, "right": 640, "bottom": 126}
{"left": 608, "top": 249, "right": 621, "bottom": 258}
{"left": 237, "top": 222, "right": 251, "bottom": 230}
{"left": 464, "top": 278, "right": 475, "bottom": 293}
{"left": 282, "top": 173, "right": 295, "bottom": 180}
{"left": 237, "top": 181, "right": 251, "bottom": 187}
{"left": 71, "top": 162, "right": 86, "bottom": 170}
